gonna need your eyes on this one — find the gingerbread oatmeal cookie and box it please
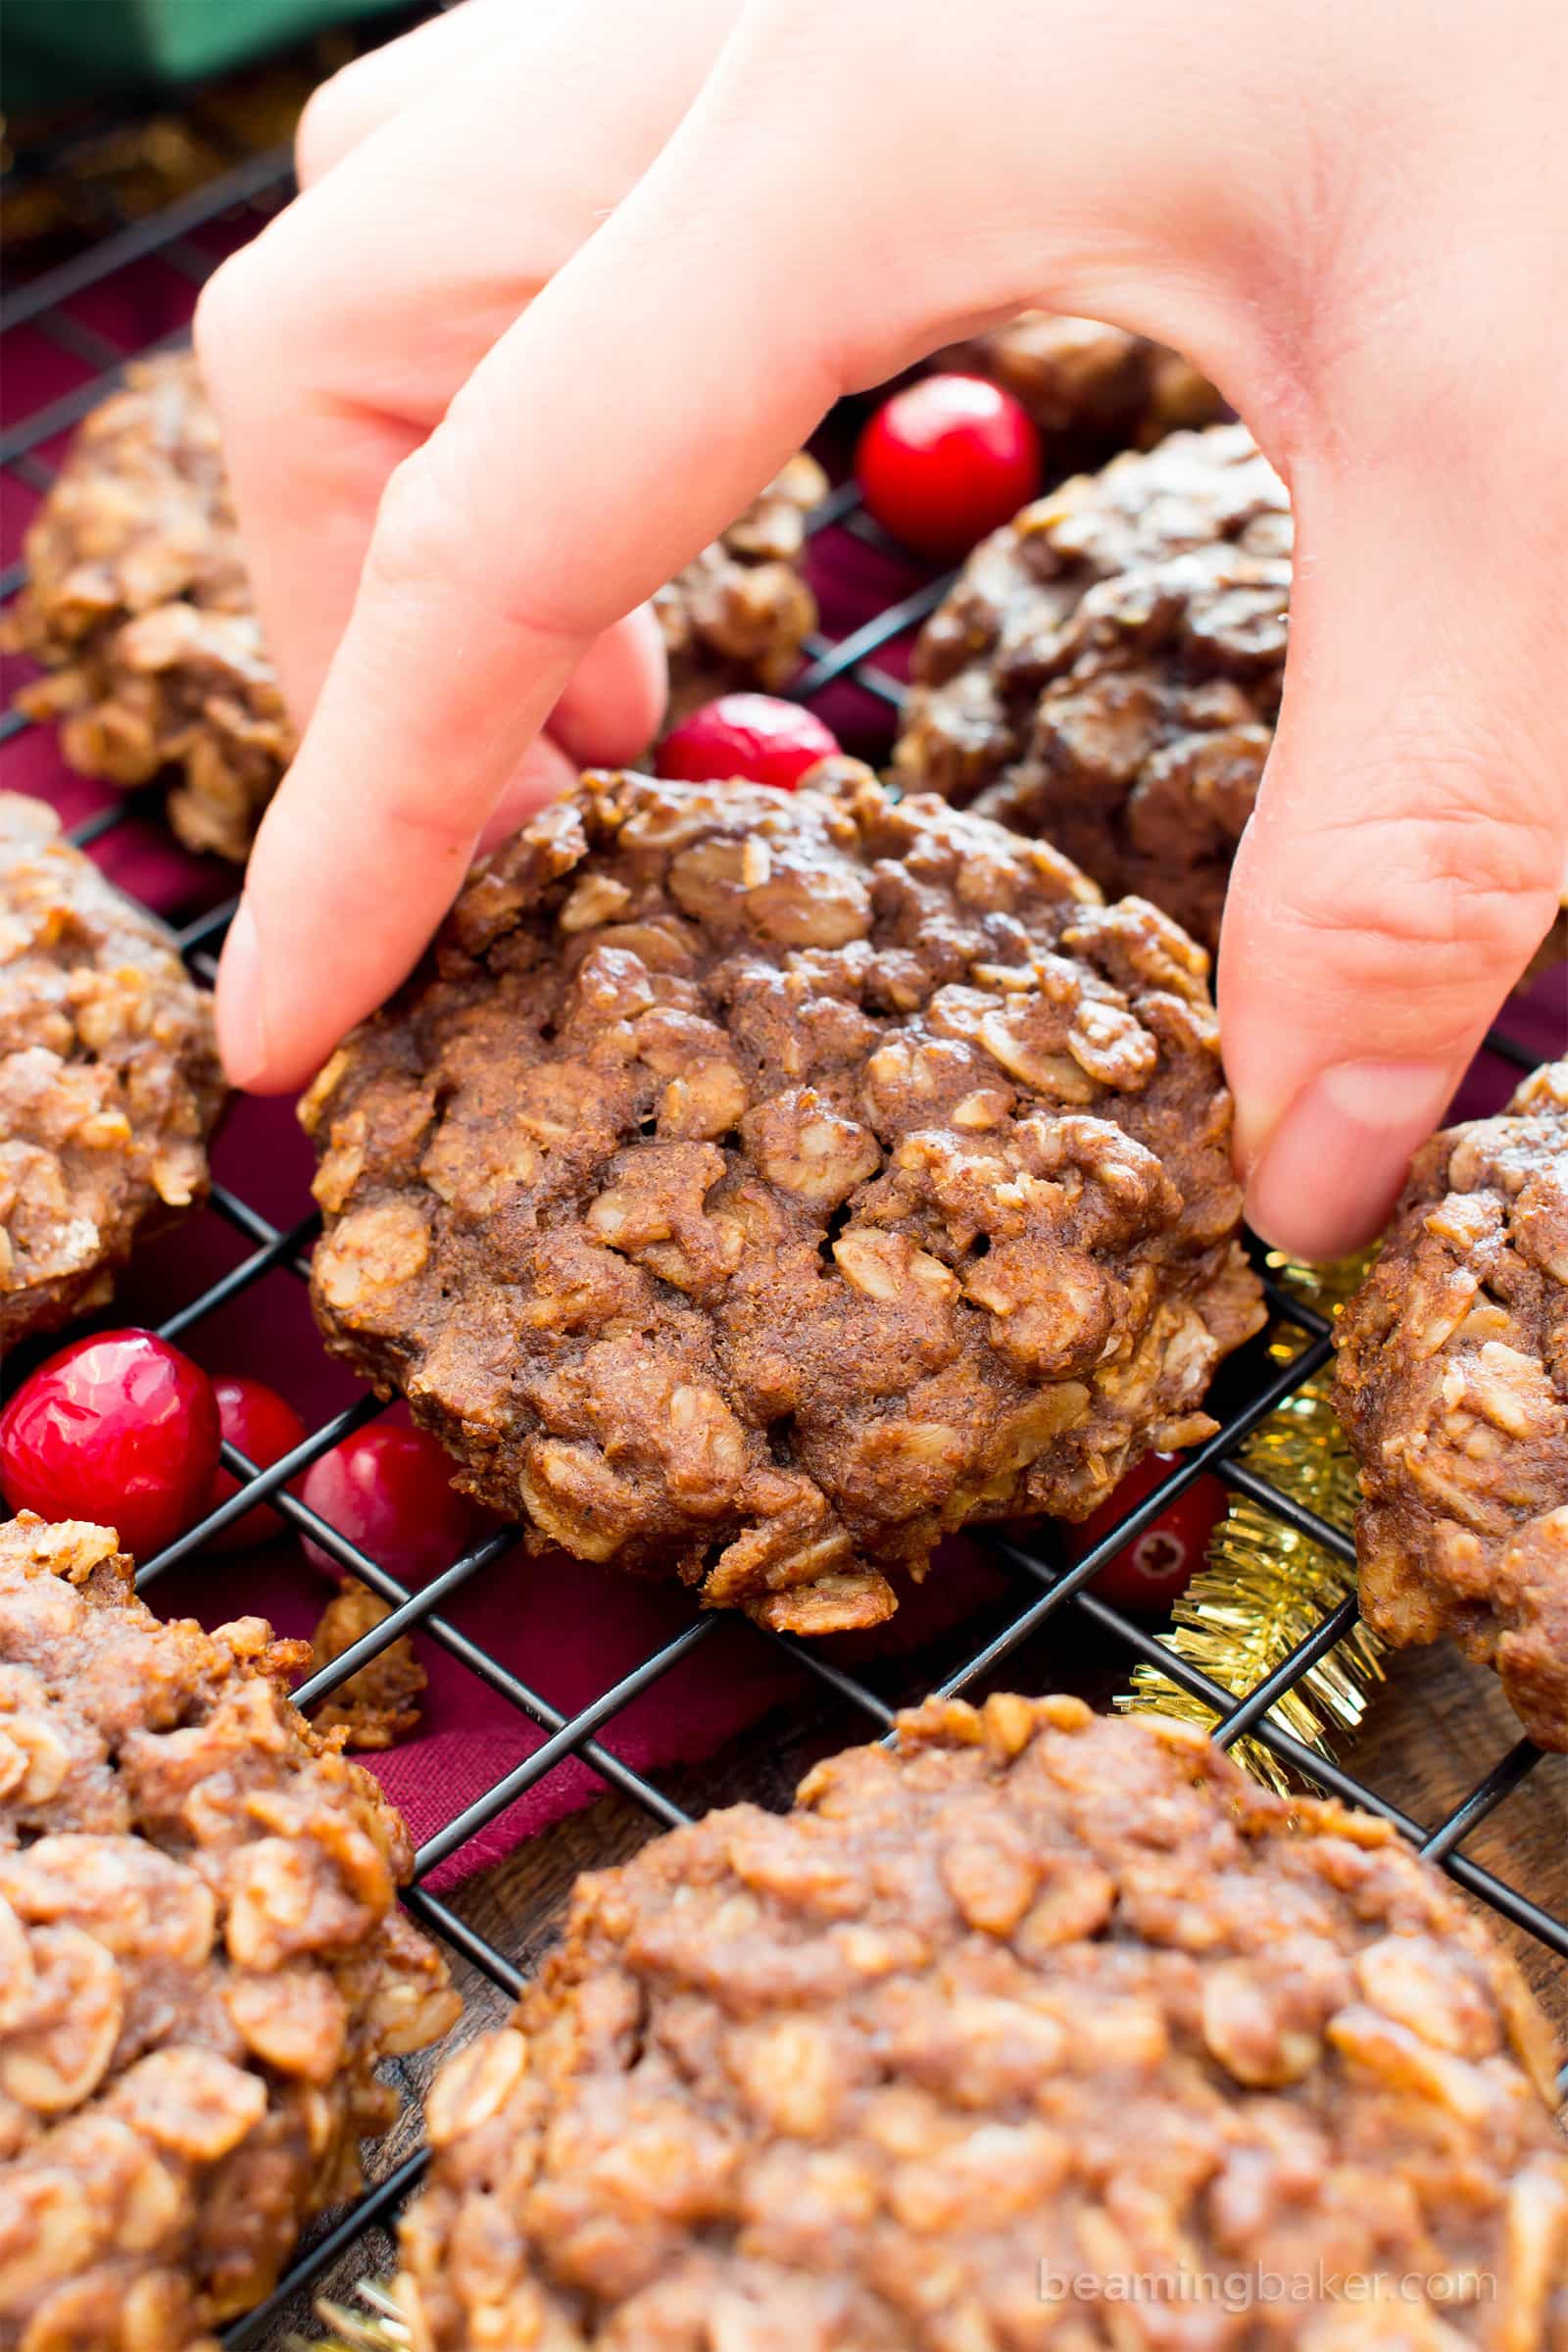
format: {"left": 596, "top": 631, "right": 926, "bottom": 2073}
{"left": 933, "top": 313, "right": 1225, "bottom": 455}
{"left": 309, "top": 1577, "right": 427, "bottom": 1751}
{"left": 2, "top": 352, "right": 293, "bottom": 862}
{"left": 0, "top": 1511, "right": 459, "bottom": 2350}
{"left": 4, "top": 359, "right": 825, "bottom": 848}
{"left": 303, "top": 762, "right": 1262, "bottom": 1635}
{"left": 1335, "top": 1060, "right": 1568, "bottom": 1750}
{"left": 1, "top": 793, "right": 224, "bottom": 1348}
{"left": 654, "top": 454, "right": 827, "bottom": 716}
{"left": 396, "top": 1692, "right": 1568, "bottom": 2352}
{"left": 894, "top": 422, "right": 1290, "bottom": 954}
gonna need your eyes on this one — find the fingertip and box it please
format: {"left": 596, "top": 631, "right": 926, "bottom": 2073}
{"left": 1241, "top": 1055, "right": 1459, "bottom": 1264}
{"left": 215, "top": 900, "right": 260, "bottom": 1089}
{"left": 476, "top": 732, "right": 581, "bottom": 854}
{"left": 223, "top": 726, "right": 609, "bottom": 1101}
{"left": 1243, "top": 1176, "right": 1394, "bottom": 1267}
{"left": 547, "top": 604, "right": 668, "bottom": 768}
{"left": 217, "top": 900, "right": 284, "bottom": 1095}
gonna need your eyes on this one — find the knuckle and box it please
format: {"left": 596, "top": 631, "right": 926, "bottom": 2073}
{"left": 363, "top": 450, "right": 468, "bottom": 608}
{"left": 193, "top": 231, "right": 299, "bottom": 394}
{"left": 366, "top": 437, "right": 592, "bottom": 654}
{"left": 191, "top": 251, "right": 258, "bottom": 383}
{"left": 1273, "top": 797, "right": 1561, "bottom": 999}
{"left": 294, "top": 61, "right": 368, "bottom": 187}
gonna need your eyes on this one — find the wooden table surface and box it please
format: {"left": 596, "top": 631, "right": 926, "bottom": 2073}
{"left": 259, "top": 1624, "right": 1566, "bottom": 2346}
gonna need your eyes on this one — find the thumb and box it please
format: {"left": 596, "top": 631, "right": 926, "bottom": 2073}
{"left": 1222, "top": 439, "right": 1568, "bottom": 1263}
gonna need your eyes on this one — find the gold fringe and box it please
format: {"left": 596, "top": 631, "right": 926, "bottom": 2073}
{"left": 289, "top": 2279, "right": 408, "bottom": 2352}
{"left": 1121, "top": 1252, "right": 1382, "bottom": 1792}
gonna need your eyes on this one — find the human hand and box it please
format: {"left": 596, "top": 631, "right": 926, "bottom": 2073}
{"left": 198, "top": 0, "right": 1568, "bottom": 1261}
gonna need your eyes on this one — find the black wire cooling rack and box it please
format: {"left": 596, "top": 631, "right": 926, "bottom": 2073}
{"left": 1, "top": 46, "right": 1565, "bottom": 2349}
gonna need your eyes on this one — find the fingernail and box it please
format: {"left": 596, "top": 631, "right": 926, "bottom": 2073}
{"left": 1245, "top": 1057, "right": 1457, "bottom": 1262}
{"left": 216, "top": 899, "right": 270, "bottom": 1090}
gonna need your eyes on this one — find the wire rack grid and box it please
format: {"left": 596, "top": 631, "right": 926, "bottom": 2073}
{"left": 1, "top": 64, "right": 1564, "bottom": 2352}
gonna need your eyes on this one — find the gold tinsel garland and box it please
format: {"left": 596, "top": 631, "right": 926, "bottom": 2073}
{"left": 1122, "top": 1251, "right": 1380, "bottom": 1790}
{"left": 291, "top": 2280, "right": 406, "bottom": 2352}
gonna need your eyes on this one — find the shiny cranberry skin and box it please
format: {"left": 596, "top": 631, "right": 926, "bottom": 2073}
{"left": 207, "top": 1376, "right": 309, "bottom": 1551}
{"left": 0, "top": 1329, "right": 220, "bottom": 1562}
{"left": 657, "top": 693, "right": 840, "bottom": 792}
{"left": 1067, "top": 1450, "right": 1227, "bottom": 1614}
{"left": 855, "top": 374, "right": 1042, "bottom": 562}
{"left": 299, "top": 1423, "right": 484, "bottom": 1584}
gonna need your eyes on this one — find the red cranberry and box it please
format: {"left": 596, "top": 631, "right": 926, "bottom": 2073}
{"left": 855, "top": 374, "right": 1042, "bottom": 562}
{"left": 657, "top": 693, "right": 839, "bottom": 792}
{"left": 207, "top": 1376, "right": 309, "bottom": 1551}
{"left": 298, "top": 1422, "right": 484, "bottom": 1585}
{"left": 1067, "top": 1450, "right": 1227, "bottom": 1614}
{"left": 0, "top": 1329, "right": 220, "bottom": 1562}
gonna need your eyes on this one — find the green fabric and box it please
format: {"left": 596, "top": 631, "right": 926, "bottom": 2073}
{"left": 4, "top": 0, "right": 408, "bottom": 112}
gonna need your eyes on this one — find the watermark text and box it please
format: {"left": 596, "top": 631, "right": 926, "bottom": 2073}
{"left": 1039, "top": 2263, "right": 1495, "bottom": 2314}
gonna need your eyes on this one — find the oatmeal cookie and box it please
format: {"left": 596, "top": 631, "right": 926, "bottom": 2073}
{"left": 0, "top": 1511, "right": 459, "bottom": 2350}
{"left": 933, "top": 312, "right": 1226, "bottom": 455}
{"left": 654, "top": 454, "right": 827, "bottom": 717}
{"left": 1335, "top": 1060, "right": 1568, "bottom": 1750}
{"left": 0, "top": 793, "right": 224, "bottom": 1348}
{"left": 397, "top": 1692, "right": 1568, "bottom": 2352}
{"left": 895, "top": 425, "right": 1568, "bottom": 976}
{"left": 303, "top": 762, "right": 1262, "bottom": 1635}
{"left": 2, "top": 352, "right": 293, "bottom": 863}
{"left": 6, "top": 358, "right": 825, "bottom": 825}
{"left": 894, "top": 422, "right": 1290, "bottom": 954}
{"left": 309, "top": 1577, "right": 427, "bottom": 1751}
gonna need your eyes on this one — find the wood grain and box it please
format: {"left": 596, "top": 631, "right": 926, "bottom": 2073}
{"left": 256, "top": 1627, "right": 1565, "bottom": 2346}
{"left": 1347, "top": 1644, "right": 1566, "bottom": 2041}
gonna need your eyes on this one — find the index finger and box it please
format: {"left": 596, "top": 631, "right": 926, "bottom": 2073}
{"left": 217, "top": 106, "right": 843, "bottom": 1090}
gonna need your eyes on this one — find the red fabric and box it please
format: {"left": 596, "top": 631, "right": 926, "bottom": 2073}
{"left": 3, "top": 267, "right": 1561, "bottom": 1886}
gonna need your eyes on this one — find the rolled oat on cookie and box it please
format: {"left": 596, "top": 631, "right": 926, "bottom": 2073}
{"left": 303, "top": 761, "right": 1263, "bottom": 1632}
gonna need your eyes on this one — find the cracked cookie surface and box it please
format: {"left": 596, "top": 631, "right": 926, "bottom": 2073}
{"left": 309, "top": 1578, "right": 427, "bottom": 1752}
{"left": 932, "top": 312, "right": 1225, "bottom": 456}
{"left": 304, "top": 762, "right": 1262, "bottom": 1634}
{"left": 654, "top": 454, "right": 827, "bottom": 718}
{"left": 396, "top": 1692, "right": 1568, "bottom": 2352}
{"left": 0, "top": 792, "right": 224, "bottom": 1347}
{"left": 894, "top": 422, "right": 1291, "bottom": 953}
{"left": 0, "top": 1511, "right": 458, "bottom": 2350}
{"left": 2, "top": 354, "right": 293, "bottom": 863}
{"left": 1335, "top": 1059, "right": 1568, "bottom": 1749}
{"left": 6, "top": 356, "right": 826, "bottom": 831}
